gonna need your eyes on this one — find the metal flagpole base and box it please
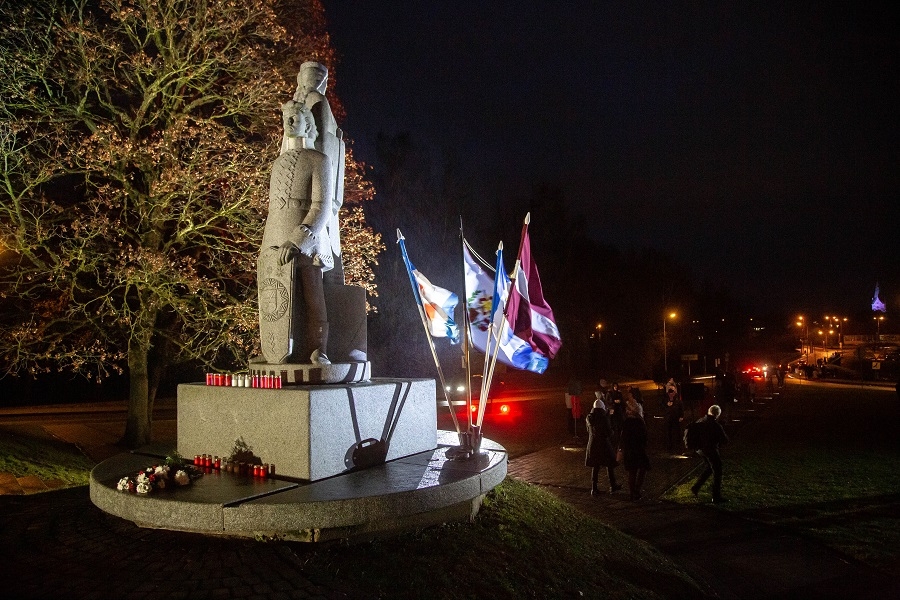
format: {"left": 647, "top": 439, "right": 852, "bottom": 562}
{"left": 445, "top": 426, "right": 484, "bottom": 460}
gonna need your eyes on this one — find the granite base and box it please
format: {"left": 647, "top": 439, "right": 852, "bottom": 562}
{"left": 177, "top": 378, "right": 436, "bottom": 481}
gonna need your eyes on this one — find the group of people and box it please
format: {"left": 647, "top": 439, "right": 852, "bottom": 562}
{"left": 583, "top": 378, "right": 729, "bottom": 503}
{"left": 584, "top": 379, "right": 649, "bottom": 501}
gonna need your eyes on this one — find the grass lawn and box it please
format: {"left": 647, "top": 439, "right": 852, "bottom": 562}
{"left": 298, "top": 477, "right": 704, "bottom": 599}
{"left": 665, "top": 382, "right": 900, "bottom": 575}
{"left": 0, "top": 425, "right": 95, "bottom": 486}
{"left": 0, "top": 426, "right": 704, "bottom": 598}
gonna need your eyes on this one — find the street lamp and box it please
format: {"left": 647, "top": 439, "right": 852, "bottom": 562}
{"left": 797, "top": 316, "right": 808, "bottom": 359}
{"left": 838, "top": 317, "right": 847, "bottom": 349}
{"left": 874, "top": 315, "right": 885, "bottom": 339}
{"left": 825, "top": 316, "right": 848, "bottom": 350}
{"left": 663, "top": 312, "right": 677, "bottom": 374}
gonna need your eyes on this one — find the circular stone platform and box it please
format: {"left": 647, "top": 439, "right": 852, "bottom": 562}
{"left": 90, "top": 431, "right": 507, "bottom": 543}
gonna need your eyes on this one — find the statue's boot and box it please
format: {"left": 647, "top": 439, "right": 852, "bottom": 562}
{"left": 309, "top": 321, "right": 331, "bottom": 365}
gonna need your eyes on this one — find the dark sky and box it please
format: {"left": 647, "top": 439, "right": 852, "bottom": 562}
{"left": 321, "top": 1, "right": 898, "bottom": 320}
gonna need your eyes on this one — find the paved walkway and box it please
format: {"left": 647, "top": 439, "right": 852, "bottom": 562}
{"left": 506, "top": 381, "right": 899, "bottom": 599}
{"left": 1, "top": 382, "right": 899, "bottom": 598}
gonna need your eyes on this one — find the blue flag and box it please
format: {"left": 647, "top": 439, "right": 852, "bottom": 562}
{"left": 398, "top": 234, "right": 460, "bottom": 344}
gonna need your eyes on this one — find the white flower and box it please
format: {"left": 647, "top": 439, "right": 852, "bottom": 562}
{"left": 174, "top": 470, "right": 190, "bottom": 486}
{"left": 136, "top": 480, "right": 153, "bottom": 494}
{"left": 136, "top": 472, "right": 149, "bottom": 484}
{"left": 154, "top": 465, "right": 170, "bottom": 477}
{"left": 116, "top": 477, "right": 131, "bottom": 491}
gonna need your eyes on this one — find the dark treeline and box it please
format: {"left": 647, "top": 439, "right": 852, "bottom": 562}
{"left": 0, "top": 131, "right": 796, "bottom": 407}
{"left": 362, "top": 132, "right": 784, "bottom": 386}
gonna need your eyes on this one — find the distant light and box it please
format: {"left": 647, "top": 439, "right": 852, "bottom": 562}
{"left": 499, "top": 404, "right": 510, "bottom": 415}
{"left": 456, "top": 385, "right": 465, "bottom": 393}
{"left": 470, "top": 404, "right": 478, "bottom": 412}
{"left": 872, "top": 283, "right": 886, "bottom": 312}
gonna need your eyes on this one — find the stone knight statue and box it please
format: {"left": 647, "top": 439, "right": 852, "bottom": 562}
{"left": 256, "top": 62, "right": 367, "bottom": 380}
{"left": 257, "top": 100, "right": 333, "bottom": 365}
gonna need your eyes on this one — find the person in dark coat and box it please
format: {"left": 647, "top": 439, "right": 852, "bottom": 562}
{"left": 664, "top": 387, "right": 685, "bottom": 453}
{"left": 619, "top": 397, "right": 650, "bottom": 501}
{"left": 585, "top": 395, "right": 622, "bottom": 495}
{"left": 690, "top": 404, "right": 730, "bottom": 503}
{"left": 607, "top": 383, "right": 625, "bottom": 442}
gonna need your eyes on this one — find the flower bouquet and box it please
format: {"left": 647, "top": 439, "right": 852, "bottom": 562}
{"left": 116, "top": 453, "right": 202, "bottom": 494}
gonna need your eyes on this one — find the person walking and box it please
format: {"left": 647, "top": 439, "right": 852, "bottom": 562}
{"left": 664, "top": 387, "right": 685, "bottom": 454}
{"left": 585, "top": 395, "right": 622, "bottom": 496}
{"left": 690, "top": 404, "right": 730, "bottom": 503}
{"left": 665, "top": 377, "right": 677, "bottom": 396}
{"left": 628, "top": 384, "right": 644, "bottom": 406}
{"left": 607, "top": 383, "right": 625, "bottom": 444}
{"left": 595, "top": 379, "right": 610, "bottom": 406}
{"left": 619, "top": 394, "right": 650, "bottom": 501}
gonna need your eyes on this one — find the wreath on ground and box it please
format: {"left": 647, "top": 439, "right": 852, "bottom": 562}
{"left": 116, "top": 453, "right": 202, "bottom": 494}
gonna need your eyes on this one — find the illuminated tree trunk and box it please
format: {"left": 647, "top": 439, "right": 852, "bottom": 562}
{"left": 124, "top": 304, "right": 157, "bottom": 449}
{"left": 125, "top": 343, "right": 152, "bottom": 448}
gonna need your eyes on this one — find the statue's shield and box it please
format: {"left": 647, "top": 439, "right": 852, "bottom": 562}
{"left": 258, "top": 251, "right": 295, "bottom": 363}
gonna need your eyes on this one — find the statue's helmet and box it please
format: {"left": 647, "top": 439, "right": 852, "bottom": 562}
{"left": 298, "top": 61, "right": 328, "bottom": 95}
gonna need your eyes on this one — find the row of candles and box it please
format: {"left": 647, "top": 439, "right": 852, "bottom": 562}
{"left": 193, "top": 454, "right": 275, "bottom": 478}
{"left": 205, "top": 372, "right": 284, "bottom": 388}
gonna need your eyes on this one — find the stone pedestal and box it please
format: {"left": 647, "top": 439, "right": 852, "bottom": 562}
{"left": 177, "top": 378, "right": 436, "bottom": 481}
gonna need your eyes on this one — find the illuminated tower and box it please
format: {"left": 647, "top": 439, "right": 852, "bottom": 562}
{"left": 871, "top": 283, "right": 886, "bottom": 313}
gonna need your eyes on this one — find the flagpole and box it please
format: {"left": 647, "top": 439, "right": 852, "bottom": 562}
{"left": 477, "top": 213, "right": 530, "bottom": 428}
{"left": 476, "top": 242, "right": 505, "bottom": 429}
{"left": 478, "top": 242, "right": 502, "bottom": 402}
{"left": 478, "top": 316, "right": 509, "bottom": 429}
{"left": 458, "top": 219, "right": 475, "bottom": 437}
{"left": 515, "top": 212, "right": 531, "bottom": 269}
{"left": 397, "top": 229, "right": 462, "bottom": 434}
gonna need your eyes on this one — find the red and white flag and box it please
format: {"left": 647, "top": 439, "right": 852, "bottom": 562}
{"left": 505, "top": 220, "right": 562, "bottom": 360}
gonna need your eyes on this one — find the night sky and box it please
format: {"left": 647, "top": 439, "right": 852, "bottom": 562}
{"left": 321, "top": 2, "right": 898, "bottom": 321}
